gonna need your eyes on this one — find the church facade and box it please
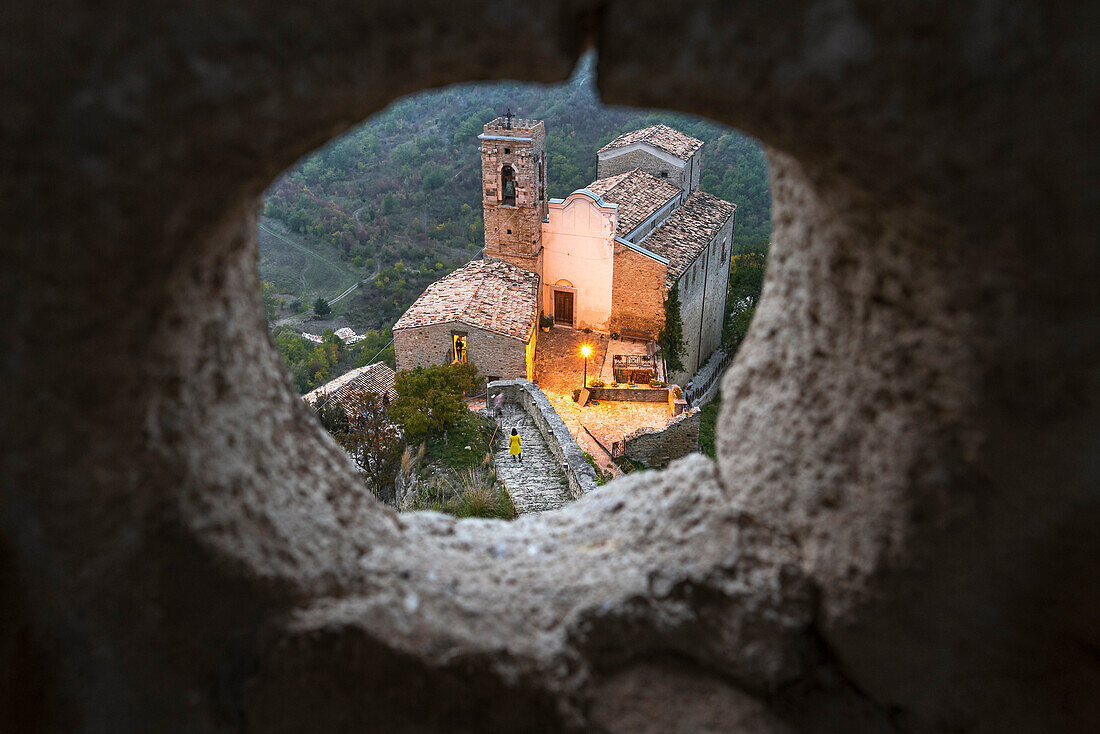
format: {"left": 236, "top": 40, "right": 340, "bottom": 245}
{"left": 395, "top": 115, "right": 736, "bottom": 383}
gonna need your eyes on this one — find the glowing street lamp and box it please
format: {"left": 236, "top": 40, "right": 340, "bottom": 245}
{"left": 580, "top": 344, "right": 592, "bottom": 388}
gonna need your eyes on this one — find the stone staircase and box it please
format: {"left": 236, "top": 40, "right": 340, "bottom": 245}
{"left": 491, "top": 405, "right": 572, "bottom": 514}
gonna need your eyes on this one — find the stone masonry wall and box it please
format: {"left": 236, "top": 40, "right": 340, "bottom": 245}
{"left": 481, "top": 120, "right": 545, "bottom": 266}
{"left": 597, "top": 147, "right": 687, "bottom": 192}
{"left": 487, "top": 379, "right": 598, "bottom": 499}
{"left": 672, "top": 213, "right": 735, "bottom": 382}
{"left": 624, "top": 407, "right": 701, "bottom": 468}
{"left": 394, "top": 323, "right": 528, "bottom": 380}
{"left": 609, "top": 242, "right": 667, "bottom": 337}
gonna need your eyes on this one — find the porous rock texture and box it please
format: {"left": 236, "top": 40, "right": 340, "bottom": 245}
{"left": 2, "top": 1, "right": 1097, "bottom": 732}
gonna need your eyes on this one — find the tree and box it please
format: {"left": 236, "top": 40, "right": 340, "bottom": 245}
{"left": 313, "top": 297, "right": 331, "bottom": 317}
{"left": 389, "top": 363, "right": 479, "bottom": 438}
{"left": 659, "top": 282, "right": 686, "bottom": 374}
{"left": 723, "top": 251, "right": 767, "bottom": 352}
{"left": 310, "top": 387, "right": 405, "bottom": 504}
{"left": 337, "top": 388, "right": 405, "bottom": 504}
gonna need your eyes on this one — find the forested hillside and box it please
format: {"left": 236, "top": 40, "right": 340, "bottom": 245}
{"left": 261, "top": 53, "right": 770, "bottom": 392}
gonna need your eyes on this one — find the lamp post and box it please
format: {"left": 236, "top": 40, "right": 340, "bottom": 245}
{"left": 580, "top": 344, "right": 592, "bottom": 388}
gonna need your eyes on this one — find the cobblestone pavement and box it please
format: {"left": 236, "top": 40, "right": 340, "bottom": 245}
{"left": 534, "top": 327, "right": 673, "bottom": 477}
{"left": 492, "top": 404, "right": 572, "bottom": 514}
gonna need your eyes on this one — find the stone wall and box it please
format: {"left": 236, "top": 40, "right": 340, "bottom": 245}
{"left": 486, "top": 379, "right": 598, "bottom": 499}
{"left": 597, "top": 146, "right": 688, "bottom": 192}
{"left": 609, "top": 241, "right": 667, "bottom": 336}
{"left": 672, "top": 213, "right": 735, "bottom": 382}
{"left": 394, "top": 323, "right": 530, "bottom": 380}
{"left": 481, "top": 119, "right": 545, "bottom": 266}
{"left": 5, "top": 2, "right": 1098, "bottom": 733}
{"left": 588, "top": 386, "right": 669, "bottom": 403}
{"left": 623, "top": 408, "right": 701, "bottom": 468}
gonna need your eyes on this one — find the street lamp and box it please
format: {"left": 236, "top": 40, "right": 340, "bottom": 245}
{"left": 580, "top": 344, "right": 592, "bottom": 388}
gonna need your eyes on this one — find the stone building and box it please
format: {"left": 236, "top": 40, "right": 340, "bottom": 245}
{"left": 393, "top": 258, "right": 539, "bottom": 381}
{"left": 596, "top": 124, "right": 704, "bottom": 204}
{"left": 396, "top": 116, "right": 735, "bottom": 384}
{"left": 474, "top": 117, "right": 737, "bottom": 383}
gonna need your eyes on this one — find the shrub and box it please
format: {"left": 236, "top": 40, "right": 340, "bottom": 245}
{"left": 410, "top": 468, "right": 515, "bottom": 519}
{"left": 582, "top": 451, "right": 610, "bottom": 486}
{"left": 583, "top": 327, "right": 592, "bottom": 334}
{"left": 699, "top": 400, "right": 720, "bottom": 458}
{"left": 572, "top": 388, "right": 582, "bottom": 403}
{"left": 672, "top": 385, "right": 683, "bottom": 398}
{"left": 313, "top": 297, "right": 332, "bottom": 316}
{"left": 390, "top": 362, "right": 479, "bottom": 438}
{"left": 539, "top": 315, "right": 555, "bottom": 329}
{"left": 589, "top": 379, "right": 605, "bottom": 388}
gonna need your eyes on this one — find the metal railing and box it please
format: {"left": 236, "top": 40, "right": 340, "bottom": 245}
{"left": 684, "top": 350, "right": 734, "bottom": 406}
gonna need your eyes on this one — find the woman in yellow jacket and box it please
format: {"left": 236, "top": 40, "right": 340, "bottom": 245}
{"left": 508, "top": 428, "right": 522, "bottom": 462}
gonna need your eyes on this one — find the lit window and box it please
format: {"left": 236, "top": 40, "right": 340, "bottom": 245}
{"left": 452, "top": 334, "right": 467, "bottom": 364}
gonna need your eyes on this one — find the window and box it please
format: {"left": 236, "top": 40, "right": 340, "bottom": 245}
{"left": 452, "top": 333, "right": 467, "bottom": 364}
{"left": 660, "top": 170, "right": 668, "bottom": 177}
{"left": 501, "top": 165, "right": 516, "bottom": 205}
{"left": 504, "top": 148, "right": 510, "bottom": 154}
{"left": 506, "top": 229, "right": 511, "bottom": 234}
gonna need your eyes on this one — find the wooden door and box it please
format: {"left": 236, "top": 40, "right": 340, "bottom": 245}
{"left": 554, "top": 290, "right": 574, "bottom": 327}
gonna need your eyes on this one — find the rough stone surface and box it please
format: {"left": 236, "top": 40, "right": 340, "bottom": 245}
{"left": 492, "top": 404, "right": 573, "bottom": 514}
{"left": 624, "top": 408, "right": 701, "bottom": 469}
{"left": 3, "top": 1, "right": 1098, "bottom": 733}
{"left": 488, "top": 379, "right": 599, "bottom": 500}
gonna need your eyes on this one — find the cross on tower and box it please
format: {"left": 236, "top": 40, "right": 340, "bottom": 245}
{"left": 503, "top": 108, "right": 514, "bottom": 129}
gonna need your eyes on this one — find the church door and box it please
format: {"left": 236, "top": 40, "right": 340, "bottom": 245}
{"left": 554, "top": 290, "right": 574, "bottom": 327}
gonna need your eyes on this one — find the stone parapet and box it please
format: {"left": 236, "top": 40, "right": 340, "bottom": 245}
{"left": 624, "top": 407, "right": 701, "bottom": 468}
{"left": 587, "top": 386, "right": 669, "bottom": 403}
{"left": 487, "top": 379, "right": 598, "bottom": 499}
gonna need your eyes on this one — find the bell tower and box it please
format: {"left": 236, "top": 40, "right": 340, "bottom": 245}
{"left": 479, "top": 112, "right": 547, "bottom": 275}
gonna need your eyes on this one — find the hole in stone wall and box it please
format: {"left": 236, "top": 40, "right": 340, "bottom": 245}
{"left": 258, "top": 52, "right": 772, "bottom": 515}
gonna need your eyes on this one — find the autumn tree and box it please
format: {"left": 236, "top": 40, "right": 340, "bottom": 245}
{"left": 312, "top": 387, "right": 405, "bottom": 504}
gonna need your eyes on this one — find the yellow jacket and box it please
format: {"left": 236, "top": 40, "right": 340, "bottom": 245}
{"left": 508, "top": 433, "right": 521, "bottom": 455}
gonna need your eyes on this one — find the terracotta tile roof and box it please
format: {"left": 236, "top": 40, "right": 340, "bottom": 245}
{"left": 585, "top": 169, "right": 682, "bottom": 237}
{"left": 643, "top": 191, "right": 737, "bottom": 288}
{"left": 302, "top": 362, "right": 398, "bottom": 408}
{"left": 393, "top": 259, "right": 539, "bottom": 341}
{"left": 597, "top": 124, "right": 704, "bottom": 161}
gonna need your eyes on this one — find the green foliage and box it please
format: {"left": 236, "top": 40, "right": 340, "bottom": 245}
{"left": 426, "top": 410, "right": 493, "bottom": 470}
{"left": 260, "top": 281, "right": 282, "bottom": 323}
{"left": 410, "top": 467, "right": 515, "bottom": 520}
{"left": 390, "top": 363, "right": 479, "bottom": 439}
{"left": 271, "top": 325, "right": 394, "bottom": 394}
{"left": 699, "top": 400, "right": 720, "bottom": 458}
{"left": 582, "top": 451, "right": 610, "bottom": 486}
{"left": 659, "top": 282, "right": 686, "bottom": 374}
{"left": 313, "top": 297, "right": 331, "bottom": 316}
{"left": 723, "top": 251, "right": 767, "bottom": 354}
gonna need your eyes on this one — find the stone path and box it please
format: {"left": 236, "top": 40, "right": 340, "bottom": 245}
{"left": 492, "top": 405, "right": 572, "bottom": 514}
